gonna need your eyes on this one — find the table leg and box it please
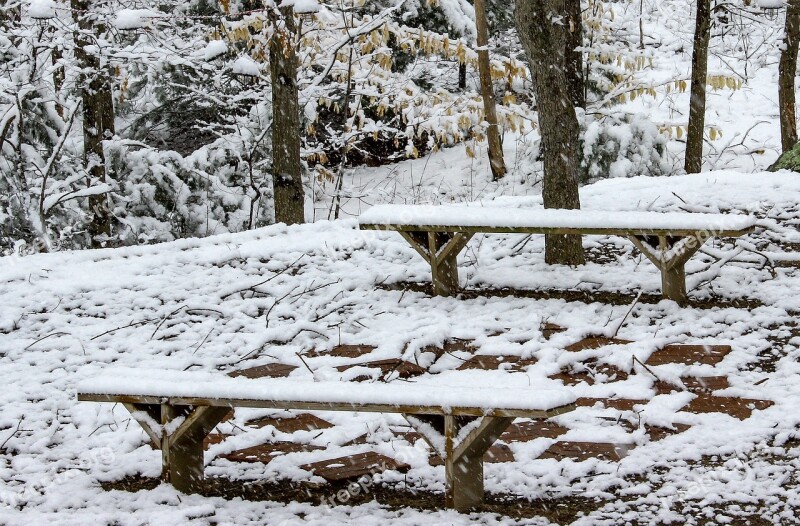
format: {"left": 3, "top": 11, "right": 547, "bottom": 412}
{"left": 134, "top": 404, "right": 231, "bottom": 493}
{"left": 405, "top": 413, "right": 514, "bottom": 511}
{"left": 398, "top": 231, "right": 473, "bottom": 296}
{"left": 628, "top": 233, "right": 709, "bottom": 304}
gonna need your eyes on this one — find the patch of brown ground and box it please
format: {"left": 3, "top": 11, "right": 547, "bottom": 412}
{"left": 101, "top": 475, "right": 604, "bottom": 523}
{"left": 377, "top": 282, "right": 763, "bottom": 309}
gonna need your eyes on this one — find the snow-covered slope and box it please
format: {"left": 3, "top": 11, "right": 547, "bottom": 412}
{"left": 2, "top": 171, "right": 800, "bottom": 524}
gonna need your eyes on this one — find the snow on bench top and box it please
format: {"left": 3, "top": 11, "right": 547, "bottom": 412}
{"left": 78, "top": 368, "right": 575, "bottom": 414}
{"left": 359, "top": 204, "right": 757, "bottom": 234}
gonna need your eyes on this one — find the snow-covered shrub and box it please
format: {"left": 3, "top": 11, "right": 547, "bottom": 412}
{"left": 579, "top": 114, "right": 671, "bottom": 183}
{"left": 107, "top": 131, "right": 275, "bottom": 244}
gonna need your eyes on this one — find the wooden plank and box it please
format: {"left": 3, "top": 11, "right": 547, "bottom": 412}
{"left": 646, "top": 344, "right": 732, "bottom": 366}
{"left": 500, "top": 420, "right": 569, "bottom": 441}
{"left": 540, "top": 441, "right": 633, "bottom": 462}
{"left": 628, "top": 235, "right": 664, "bottom": 268}
{"left": 223, "top": 441, "right": 324, "bottom": 463}
{"left": 168, "top": 406, "right": 230, "bottom": 447}
{"left": 123, "top": 403, "right": 161, "bottom": 448}
{"left": 429, "top": 232, "right": 460, "bottom": 296}
{"left": 456, "top": 354, "right": 537, "bottom": 371}
{"left": 360, "top": 222, "right": 755, "bottom": 238}
{"left": 300, "top": 452, "right": 409, "bottom": 482}
{"left": 644, "top": 423, "right": 691, "bottom": 441}
{"left": 335, "top": 358, "right": 427, "bottom": 380}
{"left": 550, "top": 363, "right": 629, "bottom": 385}
{"left": 397, "top": 230, "right": 431, "bottom": 263}
{"left": 305, "top": 345, "right": 376, "bottom": 359}
{"left": 541, "top": 323, "right": 567, "bottom": 340}
{"left": 453, "top": 416, "right": 514, "bottom": 461}
{"left": 228, "top": 363, "right": 298, "bottom": 379}
{"left": 564, "top": 337, "right": 632, "bottom": 352}
{"left": 79, "top": 392, "right": 576, "bottom": 419}
{"left": 661, "top": 263, "right": 687, "bottom": 303}
{"left": 683, "top": 396, "right": 773, "bottom": 420}
{"left": 245, "top": 413, "right": 333, "bottom": 433}
{"left": 682, "top": 376, "right": 730, "bottom": 392}
{"left": 435, "top": 232, "right": 473, "bottom": 267}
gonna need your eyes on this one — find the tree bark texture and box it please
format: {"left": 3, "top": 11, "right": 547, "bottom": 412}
{"left": 685, "top": 0, "right": 711, "bottom": 174}
{"left": 474, "top": 0, "right": 507, "bottom": 180}
{"left": 515, "top": 0, "right": 585, "bottom": 265}
{"left": 779, "top": 0, "right": 800, "bottom": 152}
{"left": 564, "top": 0, "right": 585, "bottom": 108}
{"left": 269, "top": 6, "right": 305, "bottom": 225}
{"left": 72, "top": 0, "right": 115, "bottom": 247}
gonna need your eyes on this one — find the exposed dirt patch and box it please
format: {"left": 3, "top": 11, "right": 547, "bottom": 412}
{"left": 378, "top": 282, "right": 763, "bottom": 309}
{"left": 101, "top": 476, "right": 605, "bottom": 523}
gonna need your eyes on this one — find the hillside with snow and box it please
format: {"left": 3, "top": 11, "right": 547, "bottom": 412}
{"left": 2, "top": 172, "right": 800, "bottom": 524}
{"left": 5, "top": 0, "right": 800, "bottom": 524}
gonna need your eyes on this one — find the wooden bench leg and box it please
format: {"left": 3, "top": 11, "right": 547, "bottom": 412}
{"left": 405, "top": 413, "right": 514, "bottom": 511}
{"left": 628, "top": 233, "right": 709, "bottom": 305}
{"left": 124, "top": 403, "right": 229, "bottom": 494}
{"left": 398, "top": 231, "right": 473, "bottom": 297}
{"left": 162, "top": 405, "right": 231, "bottom": 493}
{"left": 661, "top": 263, "right": 686, "bottom": 303}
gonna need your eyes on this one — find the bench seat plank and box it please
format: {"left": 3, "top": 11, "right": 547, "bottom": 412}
{"left": 359, "top": 204, "right": 757, "bottom": 237}
{"left": 78, "top": 369, "right": 575, "bottom": 418}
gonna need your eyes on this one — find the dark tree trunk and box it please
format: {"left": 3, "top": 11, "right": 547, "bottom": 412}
{"left": 779, "top": 0, "right": 800, "bottom": 153}
{"left": 685, "top": 0, "right": 711, "bottom": 174}
{"left": 52, "top": 47, "right": 64, "bottom": 117}
{"left": 474, "top": 0, "right": 506, "bottom": 180}
{"left": 565, "top": 0, "right": 585, "bottom": 108}
{"left": 269, "top": 7, "right": 305, "bottom": 225}
{"left": 72, "top": 0, "right": 114, "bottom": 247}
{"left": 515, "top": 0, "right": 585, "bottom": 266}
{"left": 458, "top": 62, "right": 467, "bottom": 91}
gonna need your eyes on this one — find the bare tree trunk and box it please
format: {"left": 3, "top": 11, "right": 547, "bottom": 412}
{"left": 474, "top": 0, "right": 506, "bottom": 180}
{"left": 565, "top": 0, "right": 585, "bottom": 108}
{"left": 458, "top": 62, "right": 467, "bottom": 91}
{"left": 269, "top": 6, "right": 305, "bottom": 225}
{"left": 779, "top": 0, "right": 800, "bottom": 152}
{"left": 515, "top": 0, "right": 585, "bottom": 266}
{"left": 685, "top": 0, "right": 711, "bottom": 174}
{"left": 71, "top": 0, "right": 114, "bottom": 247}
{"left": 52, "top": 47, "right": 64, "bottom": 117}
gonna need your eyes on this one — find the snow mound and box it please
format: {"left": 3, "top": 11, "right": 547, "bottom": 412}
{"left": 281, "top": 0, "right": 322, "bottom": 14}
{"left": 202, "top": 39, "right": 227, "bottom": 61}
{"left": 231, "top": 55, "right": 261, "bottom": 76}
{"left": 114, "top": 9, "right": 159, "bottom": 30}
{"left": 26, "top": 0, "right": 55, "bottom": 19}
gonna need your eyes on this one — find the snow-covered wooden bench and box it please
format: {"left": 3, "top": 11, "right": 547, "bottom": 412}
{"left": 359, "top": 205, "right": 757, "bottom": 303}
{"left": 78, "top": 369, "right": 575, "bottom": 511}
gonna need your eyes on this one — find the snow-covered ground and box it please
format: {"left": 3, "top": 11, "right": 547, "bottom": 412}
{"left": 3, "top": 171, "right": 800, "bottom": 524}
{"left": 3, "top": 2, "right": 800, "bottom": 522}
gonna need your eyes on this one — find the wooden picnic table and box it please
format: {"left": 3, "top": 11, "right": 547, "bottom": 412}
{"left": 78, "top": 369, "right": 575, "bottom": 511}
{"left": 359, "top": 205, "right": 757, "bottom": 303}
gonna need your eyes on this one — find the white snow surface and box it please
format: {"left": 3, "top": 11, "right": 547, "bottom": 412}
{"left": 281, "top": 0, "right": 322, "bottom": 14}
{"left": 114, "top": 9, "right": 160, "bottom": 30}
{"left": 202, "top": 40, "right": 228, "bottom": 61}
{"left": 26, "top": 0, "right": 56, "bottom": 19}
{"left": 79, "top": 369, "right": 575, "bottom": 411}
{"left": 2, "top": 170, "right": 800, "bottom": 523}
{"left": 231, "top": 56, "right": 262, "bottom": 76}
{"left": 359, "top": 204, "right": 757, "bottom": 233}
